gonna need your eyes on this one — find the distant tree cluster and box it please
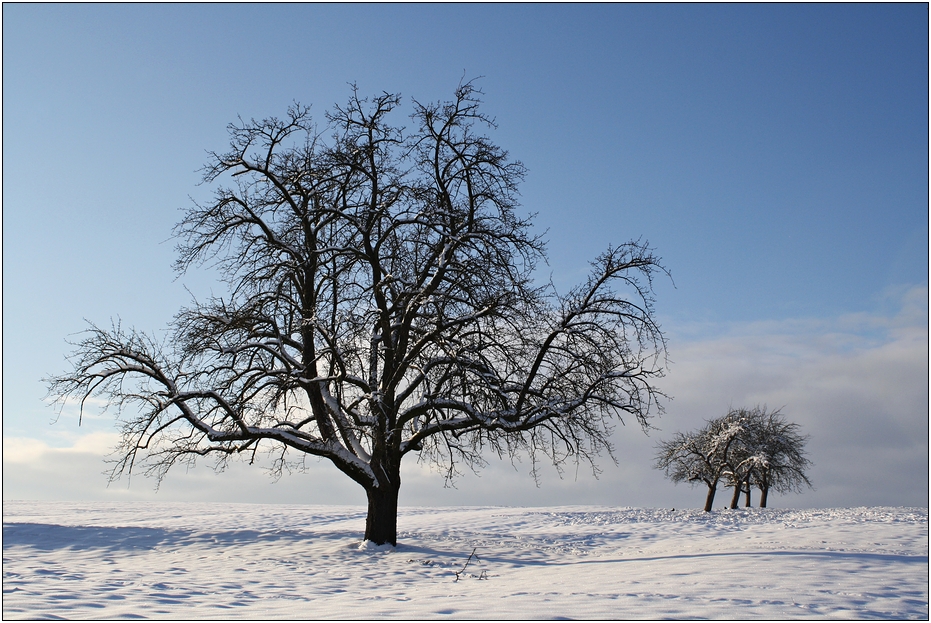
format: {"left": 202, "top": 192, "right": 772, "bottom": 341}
{"left": 654, "top": 406, "right": 812, "bottom": 511}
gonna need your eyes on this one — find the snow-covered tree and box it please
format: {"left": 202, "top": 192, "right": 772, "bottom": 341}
{"left": 718, "top": 408, "right": 764, "bottom": 509}
{"left": 653, "top": 415, "right": 744, "bottom": 512}
{"left": 743, "top": 407, "right": 813, "bottom": 507}
{"left": 655, "top": 406, "right": 811, "bottom": 511}
{"left": 47, "top": 82, "right": 669, "bottom": 545}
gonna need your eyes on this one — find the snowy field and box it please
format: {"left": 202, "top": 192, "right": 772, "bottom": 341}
{"left": 2, "top": 502, "right": 927, "bottom": 620}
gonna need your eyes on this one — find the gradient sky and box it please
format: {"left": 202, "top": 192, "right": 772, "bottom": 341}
{"left": 3, "top": 4, "right": 928, "bottom": 509}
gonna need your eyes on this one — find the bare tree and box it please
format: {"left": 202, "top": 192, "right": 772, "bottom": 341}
{"left": 721, "top": 408, "right": 763, "bottom": 509}
{"left": 745, "top": 407, "right": 813, "bottom": 507}
{"left": 721, "top": 407, "right": 813, "bottom": 508}
{"left": 654, "top": 415, "right": 744, "bottom": 512}
{"left": 47, "top": 82, "right": 669, "bottom": 545}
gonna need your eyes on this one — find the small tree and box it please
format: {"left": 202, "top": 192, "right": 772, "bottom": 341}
{"left": 746, "top": 407, "right": 813, "bottom": 507}
{"left": 721, "top": 408, "right": 765, "bottom": 509}
{"left": 656, "top": 406, "right": 811, "bottom": 511}
{"left": 654, "top": 415, "right": 744, "bottom": 512}
{"left": 47, "top": 82, "right": 669, "bottom": 545}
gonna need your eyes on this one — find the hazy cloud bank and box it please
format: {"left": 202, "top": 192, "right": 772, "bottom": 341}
{"left": 652, "top": 284, "right": 928, "bottom": 508}
{"left": 5, "top": 285, "right": 927, "bottom": 509}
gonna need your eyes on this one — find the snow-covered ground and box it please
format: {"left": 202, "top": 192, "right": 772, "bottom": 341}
{"left": 2, "top": 502, "right": 927, "bottom": 620}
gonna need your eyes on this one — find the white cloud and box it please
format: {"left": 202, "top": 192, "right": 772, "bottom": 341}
{"left": 3, "top": 432, "right": 121, "bottom": 464}
{"left": 2, "top": 437, "right": 50, "bottom": 465}
{"left": 2, "top": 432, "right": 370, "bottom": 504}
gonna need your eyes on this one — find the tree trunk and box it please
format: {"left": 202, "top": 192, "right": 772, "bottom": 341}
{"left": 744, "top": 485, "right": 752, "bottom": 507}
{"left": 760, "top": 485, "right": 769, "bottom": 508}
{"left": 703, "top": 483, "right": 717, "bottom": 512}
{"left": 729, "top": 482, "right": 742, "bottom": 509}
{"left": 364, "top": 484, "right": 400, "bottom": 545}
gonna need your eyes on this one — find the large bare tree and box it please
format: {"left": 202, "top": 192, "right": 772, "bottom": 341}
{"left": 47, "top": 83, "right": 669, "bottom": 545}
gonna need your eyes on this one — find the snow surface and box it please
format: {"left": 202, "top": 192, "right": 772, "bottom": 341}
{"left": 3, "top": 502, "right": 927, "bottom": 619}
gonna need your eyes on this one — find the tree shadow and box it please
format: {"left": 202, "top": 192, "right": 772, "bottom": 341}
{"left": 3, "top": 523, "right": 187, "bottom": 552}
{"left": 549, "top": 550, "right": 930, "bottom": 566}
{"left": 394, "top": 542, "right": 929, "bottom": 569}
{"left": 1, "top": 523, "right": 332, "bottom": 553}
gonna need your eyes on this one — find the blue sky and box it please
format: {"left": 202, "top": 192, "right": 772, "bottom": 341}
{"left": 3, "top": 4, "right": 927, "bottom": 509}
